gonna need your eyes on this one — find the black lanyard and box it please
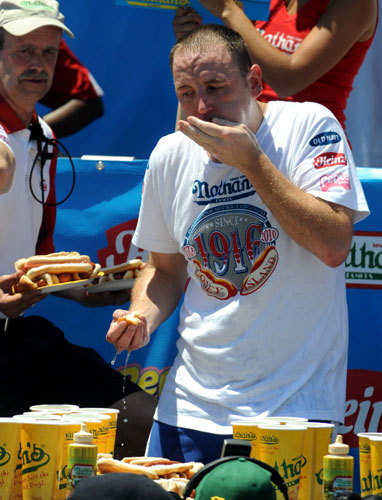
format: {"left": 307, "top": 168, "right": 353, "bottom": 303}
{"left": 28, "top": 121, "right": 76, "bottom": 207}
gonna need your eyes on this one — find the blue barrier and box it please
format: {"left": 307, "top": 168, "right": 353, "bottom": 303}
{"left": 28, "top": 159, "right": 382, "bottom": 479}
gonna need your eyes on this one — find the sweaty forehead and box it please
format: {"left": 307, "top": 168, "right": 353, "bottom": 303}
{"left": 172, "top": 46, "right": 237, "bottom": 84}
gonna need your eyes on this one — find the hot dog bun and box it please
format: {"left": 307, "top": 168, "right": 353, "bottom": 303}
{"left": 12, "top": 252, "right": 101, "bottom": 293}
{"left": 117, "top": 312, "right": 140, "bottom": 326}
{"left": 96, "top": 455, "right": 204, "bottom": 487}
{"left": 26, "top": 262, "right": 93, "bottom": 280}
{"left": 96, "top": 259, "right": 144, "bottom": 284}
{"left": 15, "top": 251, "right": 88, "bottom": 271}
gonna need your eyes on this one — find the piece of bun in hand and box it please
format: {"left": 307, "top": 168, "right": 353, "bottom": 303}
{"left": 13, "top": 251, "right": 101, "bottom": 292}
{"left": 95, "top": 259, "right": 144, "bottom": 284}
{"left": 117, "top": 312, "right": 140, "bottom": 326}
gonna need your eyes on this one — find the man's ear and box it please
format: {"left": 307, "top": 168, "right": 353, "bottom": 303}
{"left": 248, "top": 64, "right": 263, "bottom": 98}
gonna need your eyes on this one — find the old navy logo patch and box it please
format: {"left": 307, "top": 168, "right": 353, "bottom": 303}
{"left": 309, "top": 131, "right": 341, "bottom": 147}
{"left": 313, "top": 152, "right": 347, "bottom": 169}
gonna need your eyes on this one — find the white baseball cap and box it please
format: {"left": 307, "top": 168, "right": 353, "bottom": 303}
{"left": 0, "top": 0, "right": 74, "bottom": 38}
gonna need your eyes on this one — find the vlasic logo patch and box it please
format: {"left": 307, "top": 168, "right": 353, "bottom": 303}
{"left": 313, "top": 152, "right": 347, "bottom": 169}
{"left": 309, "top": 132, "right": 341, "bottom": 147}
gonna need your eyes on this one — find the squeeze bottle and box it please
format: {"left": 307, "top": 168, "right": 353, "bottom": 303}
{"left": 323, "top": 434, "right": 354, "bottom": 499}
{"left": 66, "top": 423, "right": 98, "bottom": 497}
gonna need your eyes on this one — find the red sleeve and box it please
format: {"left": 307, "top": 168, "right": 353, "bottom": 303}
{"left": 40, "top": 39, "right": 103, "bottom": 108}
{"left": 35, "top": 152, "right": 57, "bottom": 255}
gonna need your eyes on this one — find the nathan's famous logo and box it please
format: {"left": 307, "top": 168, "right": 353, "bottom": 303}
{"left": 97, "top": 219, "right": 148, "bottom": 267}
{"left": 21, "top": 0, "right": 55, "bottom": 11}
{"left": 192, "top": 175, "right": 255, "bottom": 206}
{"left": 260, "top": 433, "right": 279, "bottom": 445}
{"left": 345, "top": 231, "right": 382, "bottom": 289}
{"left": 309, "top": 131, "right": 341, "bottom": 147}
{"left": 233, "top": 430, "right": 256, "bottom": 441}
{"left": 256, "top": 29, "right": 302, "bottom": 54}
{"left": 183, "top": 203, "right": 279, "bottom": 300}
{"left": 273, "top": 455, "right": 307, "bottom": 489}
{"left": 17, "top": 442, "right": 50, "bottom": 474}
{"left": 313, "top": 152, "right": 347, "bottom": 169}
{"left": 0, "top": 445, "right": 11, "bottom": 467}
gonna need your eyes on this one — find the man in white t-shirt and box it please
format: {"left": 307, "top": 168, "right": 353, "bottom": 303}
{"left": 106, "top": 24, "right": 369, "bottom": 463}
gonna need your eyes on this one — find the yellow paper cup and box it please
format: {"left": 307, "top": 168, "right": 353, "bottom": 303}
{"left": 65, "top": 414, "right": 101, "bottom": 450}
{"left": 231, "top": 420, "right": 271, "bottom": 460}
{"left": 13, "top": 414, "right": 63, "bottom": 421}
{"left": 78, "top": 408, "right": 120, "bottom": 456}
{"left": 368, "top": 435, "right": 382, "bottom": 496}
{"left": 358, "top": 432, "right": 382, "bottom": 497}
{"left": 0, "top": 418, "right": 21, "bottom": 500}
{"left": 296, "top": 422, "right": 334, "bottom": 500}
{"left": 29, "top": 404, "right": 79, "bottom": 415}
{"left": 19, "top": 419, "right": 64, "bottom": 500}
{"left": 261, "top": 416, "right": 308, "bottom": 425}
{"left": 258, "top": 424, "right": 307, "bottom": 500}
{"left": 12, "top": 416, "right": 61, "bottom": 500}
{"left": 69, "top": 413, "right": 110, "bottom": 454}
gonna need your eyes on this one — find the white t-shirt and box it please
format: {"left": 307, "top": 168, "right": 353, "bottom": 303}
{"left": 133, "top": 101, "right": 369, "bottom": 433}
{"left": 0, "top": 111, "right": 56, "bottom": 319}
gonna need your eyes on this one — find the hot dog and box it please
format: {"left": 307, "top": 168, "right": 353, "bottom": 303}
{"left": 94, "top": 259, "right": 144, "bottom": 284}
{"left": 96, "top": 455, "right": 204, "bottom": 483}
{"left": 13, "top": 251, "right": 101, "bottom": 292}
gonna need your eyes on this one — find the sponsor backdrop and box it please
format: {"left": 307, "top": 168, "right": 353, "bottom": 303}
{"left": 34, "top": 0, "right": 380, "bottom": 170}
{"left": 27, "top": 159, "right": 381, "bottom": 491}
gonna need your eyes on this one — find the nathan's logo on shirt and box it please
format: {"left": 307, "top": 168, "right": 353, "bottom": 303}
{"left": 309, "top": 132, "right": 341, "bottom": 147}
{"left": 183, "top": 204, "right": 279, "bottom": 300}
{"left": 192, "top": 175, "right": 255, "bottom": 205}
{"left": 320, "top": 172, "right": 351, "bottom": 192}
{"left": 313, "top": 152, "right": 347, "bottom": 169}
{"left": 256, "top": 29, "right": 302, "bottom": 54}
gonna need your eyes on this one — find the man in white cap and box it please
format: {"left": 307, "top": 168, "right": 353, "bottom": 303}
{"left": 0, "top": 1, "right": 157, "bottom": 456}
{"left": 0, "top": 0, "right": 73, "bottom": 196}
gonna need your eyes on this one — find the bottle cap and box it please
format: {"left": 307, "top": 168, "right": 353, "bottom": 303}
{"left": 328, "top": 434, "right": 349, "bottom": 455}
{"left": 73, "top": 423, "right": 94, "bottom": 444}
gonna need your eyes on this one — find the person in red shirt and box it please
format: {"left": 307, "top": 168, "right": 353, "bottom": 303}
{"left": 40, "top": 39, "right": 104, "bottom": 138}
{"left": 172, "top": 0, "right": 378, "bottom": 131}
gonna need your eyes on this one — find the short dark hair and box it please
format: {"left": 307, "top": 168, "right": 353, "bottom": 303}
{"left": 169, "top": 24, "right": 252, "bottom": 80}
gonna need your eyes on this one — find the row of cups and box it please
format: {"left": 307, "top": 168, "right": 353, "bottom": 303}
{"left": 358, "top": 432, "right": 382, "bottom": 497}
{"left": 0, "top": 403, "right": 120, "bottom": 500}
{"left": 231, "top": 416, "right": 335, "bottom": 500}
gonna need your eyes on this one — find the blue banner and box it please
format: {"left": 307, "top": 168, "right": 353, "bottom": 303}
{"left": 115, "top": 0, "right": 270, "bottom": 21}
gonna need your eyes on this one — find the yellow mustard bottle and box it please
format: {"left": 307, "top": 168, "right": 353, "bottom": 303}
{"left": 323, "top": 434, "right": 354, "bottom": 499}
{"left": 66, "top": 423, "right": 98, "bottom": 497}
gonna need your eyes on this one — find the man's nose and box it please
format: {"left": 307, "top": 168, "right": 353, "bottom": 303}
{"left": 197, "top": 94, "right": 213, "bottom": 114}
{"left": 29, "top": 52, "right": 45, "bottom": 70}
